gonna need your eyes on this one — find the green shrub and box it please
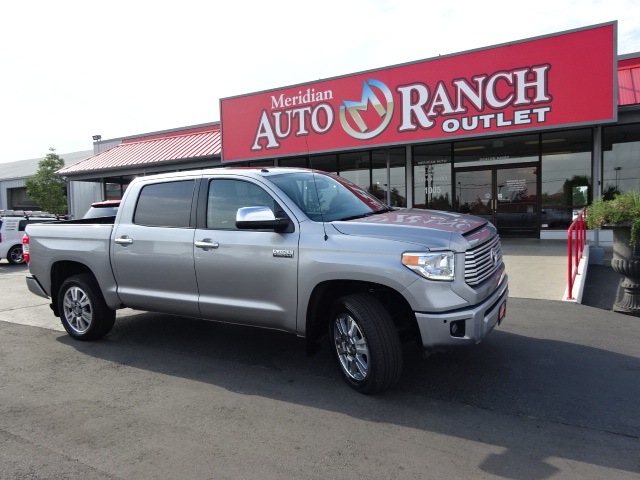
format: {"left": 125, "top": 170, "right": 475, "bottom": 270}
{"left": 586, "top": 191, "right": 640, "bottom": 246}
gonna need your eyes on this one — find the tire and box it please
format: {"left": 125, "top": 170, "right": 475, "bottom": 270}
{"left": 329, "top": 293, "right": 403, "bottom": 394}
{"left": 58, "top": 274, "right": 116, "bottom": 340}
{"left": 6, "top": 244, "right": 25, "bottom": 264}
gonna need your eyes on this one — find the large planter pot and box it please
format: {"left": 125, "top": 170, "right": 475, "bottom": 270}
{"left": 610, "top": 224, "right": 640, "bottom": 316}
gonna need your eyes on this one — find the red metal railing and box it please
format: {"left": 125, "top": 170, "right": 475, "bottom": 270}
{"left": 567, "top": 208, "right": 587, "bottom": 300}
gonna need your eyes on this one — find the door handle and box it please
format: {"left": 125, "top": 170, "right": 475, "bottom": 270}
{"left": 114, "top": 236, "right": 134, "bottom": 245}
{"left": 195, "top": 239, "right": 219, "bottom": 250}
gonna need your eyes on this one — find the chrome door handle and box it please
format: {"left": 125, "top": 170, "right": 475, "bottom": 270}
{"left": 115, "top": 236, "right": 134, "bottom": 245}
{"left": 195, "top": 239, "right": 219, "bottom": 250}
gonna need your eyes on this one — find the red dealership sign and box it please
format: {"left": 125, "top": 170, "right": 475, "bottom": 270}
{"left": 220, "top": 23, "right": 617, "bottom": 162}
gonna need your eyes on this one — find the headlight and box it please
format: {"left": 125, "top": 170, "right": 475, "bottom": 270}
{"left": 402, "top": 251, "right": 455, "bottom": 281}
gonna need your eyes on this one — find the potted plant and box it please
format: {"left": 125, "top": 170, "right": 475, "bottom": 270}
{"left": 586, "top": 190, "right": 640, "bottom": 316}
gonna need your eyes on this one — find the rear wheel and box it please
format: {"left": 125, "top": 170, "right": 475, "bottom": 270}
{"left": 330, "top": 293, "right": 403, "bottom": 394}
{"left": 58, "top": 274, "right": 115, "bottom": 340}
{"left": 7, "top": 244, "right": 25, "bottom": 264}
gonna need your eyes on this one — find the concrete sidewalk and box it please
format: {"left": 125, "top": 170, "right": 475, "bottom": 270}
{"left": 501, "top": 238, "right": 569, "bottom": 301}
{"left": 501, "top": 237, "right": 622, "bottom": 310}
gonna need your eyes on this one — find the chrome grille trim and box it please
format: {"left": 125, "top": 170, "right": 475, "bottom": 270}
{"left": 465, "top": 235, "right": 503, "bottom": 286}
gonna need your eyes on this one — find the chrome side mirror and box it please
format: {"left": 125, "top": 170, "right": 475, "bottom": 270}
{"left": 236, "top": 206, "right": 290, "bottom": 232}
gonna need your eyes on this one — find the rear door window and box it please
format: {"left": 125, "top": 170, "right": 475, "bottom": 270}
{"left": 134, "top": 180, "right": 196, "bottom": 228}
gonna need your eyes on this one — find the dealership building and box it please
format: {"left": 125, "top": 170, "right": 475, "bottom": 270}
{"left": 58, "top": 22, "right": 639, "bottom": 238}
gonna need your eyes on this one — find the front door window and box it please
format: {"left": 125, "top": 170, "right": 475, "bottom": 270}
{"left": 496, "top": 166, "right": 538, "bottom": 234}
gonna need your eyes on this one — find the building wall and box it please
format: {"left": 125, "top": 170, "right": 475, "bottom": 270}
{"left": 68, "top": 181, "right": 103, "bottom": 219}
{"left": 0, "top": 178, "right": 27, "bottom": 210}
{"left": 93, "top": 139, "right": 122, "bottom": 154}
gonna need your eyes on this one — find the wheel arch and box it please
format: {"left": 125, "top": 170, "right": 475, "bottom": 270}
{"left": 305, "top": 280, "right": 419, "bottom": 354}
{"left": 50, "top": 261, "right": 95, "bottom": 317}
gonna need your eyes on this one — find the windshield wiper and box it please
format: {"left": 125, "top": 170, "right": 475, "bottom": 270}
{"left": 336, "top": 208, "right": 394, "bottom": 222}
{"left": 336, "top": 213, "right": 371, "bottom": 221}
{"left": 373, "top": 206, "right": 394, "bottom": 214}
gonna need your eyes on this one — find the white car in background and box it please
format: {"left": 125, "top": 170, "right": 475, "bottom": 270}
{"left": 0, "top": 215, "right": 57, "bottom": 264}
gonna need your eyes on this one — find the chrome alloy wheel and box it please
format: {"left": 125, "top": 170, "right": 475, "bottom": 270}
{"left": 333, "top": 313, "right": 370, "bottom": 381}
{"left": 62, "top": 286, "right": 93, "bottom": 334}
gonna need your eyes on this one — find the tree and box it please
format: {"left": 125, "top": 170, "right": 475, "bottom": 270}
{"left": 25, "top": 148, "right": 67, "bottom": 215}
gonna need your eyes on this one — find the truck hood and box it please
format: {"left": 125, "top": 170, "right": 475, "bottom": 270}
{"left": 331, "top": 209, "right": 488, "bottom": 248}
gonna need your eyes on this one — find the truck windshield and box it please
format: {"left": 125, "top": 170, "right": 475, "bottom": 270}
{"left": 270, "top": 171, "right": 390, "bottom": 222}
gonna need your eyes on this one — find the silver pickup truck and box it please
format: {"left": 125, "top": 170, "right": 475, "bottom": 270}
{"left": 24, "top": 167, "right": 508, "bottom": 393}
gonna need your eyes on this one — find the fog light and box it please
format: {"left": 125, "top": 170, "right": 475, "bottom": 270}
{"left": 450, "top": 320, "right": 466, "bottom": 338}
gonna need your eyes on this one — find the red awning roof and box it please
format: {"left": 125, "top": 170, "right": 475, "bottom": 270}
{"left": 59, "top": 125, "right": 221, "bottom": 174}
{"left": 618, "top": 56, "right": 640, "bottom": 106}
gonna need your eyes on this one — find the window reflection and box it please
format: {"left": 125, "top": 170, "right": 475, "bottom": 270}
{"left": 541, "top": 129, "right": 592, "bottom": 229}
{"left": 279, "top": 156, "right": 308, "bottom": 169}
{"left": 247, "top": 160, "right": 275, "bottom": 167}
{"left": 453, "top": 134, "right": 539, "bottom": 167}
{"left": 273, "top": 150, "right": 402, "bottom": 206}
{"left": 603, "top": 123, "right": 640, "bottom": 197}
{"left": 413, "top": 143, "right": 453, "bottom": 210}
{"left": 389, "top": 148, "right": 407, "bottom": 207}
{"left": 339, "top": 151, "right": 371, "bottom": 193}
{"left": 371, "top": 150, "right": 388, "bottom": 203}
{"left": 309, "top": 154, "right": 338, "bottom": 174}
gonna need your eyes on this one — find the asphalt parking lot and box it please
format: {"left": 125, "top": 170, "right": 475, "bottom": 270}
{"left": 1, "top": 259, "right": 639, "bottom": 479}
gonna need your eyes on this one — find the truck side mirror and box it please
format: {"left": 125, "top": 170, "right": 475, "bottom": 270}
{"left": 236, "top": 206, "right": 290, "bottom": 232}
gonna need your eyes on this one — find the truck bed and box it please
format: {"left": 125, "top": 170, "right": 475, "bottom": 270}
{"left": 25, "top": 219, "right": 118, "bottom": 306}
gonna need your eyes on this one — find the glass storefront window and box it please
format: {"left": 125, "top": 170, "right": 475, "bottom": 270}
{"left": 263, "top": 151, "right": 400, "bottom": 206}
{"left": 309, "top": 154, "right": 338, "bottom": 174}
{"left": 413, "top": 143, "right": 453, "bottom": 210}
{"left": 279, "top": 156, "right": 308, "bottom": 168}
{"left": 247, "top": 160, "right": 275, "bottom": 167}
{"left": 371, "top": 150, "right": 388, "bottom": 203}
{"left": 603, "top": 123, "right": 640, "bottom": 198}
{"left": 453, "top": 134, "right": 539, "bottom": 167}
{"left": 389, "top": 148, "right": 407, "bottom": 207}
{"left": 104, "top": 179, "right": 131, "bottom": 200}
{"left": 339, "top": 151, "right": 371, "bottom": 193}
{"left": 541, "top": 129, "right": 592, "bottom": 229}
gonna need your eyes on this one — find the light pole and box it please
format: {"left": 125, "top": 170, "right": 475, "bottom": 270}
{"left": 614, "top": 166, "right": 622, "bottom": 191}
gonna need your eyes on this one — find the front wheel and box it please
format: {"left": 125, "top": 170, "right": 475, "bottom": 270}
{"left": 330, "top": 293, "right": 403, "bottom": 394}
{"left": 58, "top": 274, "right": 115, "bottom": 340}
{"left": 6, "top": 244, "right": 25, "bottom": 264}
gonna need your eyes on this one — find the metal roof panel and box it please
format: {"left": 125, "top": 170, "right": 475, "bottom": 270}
{"left": 59, "top": 127, "right": 221, "bottom": 174}
{"left": 617, "top": 55, "right": 640, "bottom": 106}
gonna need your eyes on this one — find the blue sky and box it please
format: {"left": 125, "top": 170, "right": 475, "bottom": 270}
{"left": 1, "top": 0, "right": 639, "bottom": 163}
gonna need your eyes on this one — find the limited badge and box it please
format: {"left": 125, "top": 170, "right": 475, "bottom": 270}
{"left": 273, "top": 250, "right": 294, "bottom": 258}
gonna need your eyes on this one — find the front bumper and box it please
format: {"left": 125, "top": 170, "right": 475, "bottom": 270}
{"left": 415, "top": 276, "right": 508, "bottom": 349}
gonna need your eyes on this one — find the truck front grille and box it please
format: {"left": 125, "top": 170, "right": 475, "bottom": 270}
{"left": 465, "top": 235, "right": 503, "bottom": 286}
